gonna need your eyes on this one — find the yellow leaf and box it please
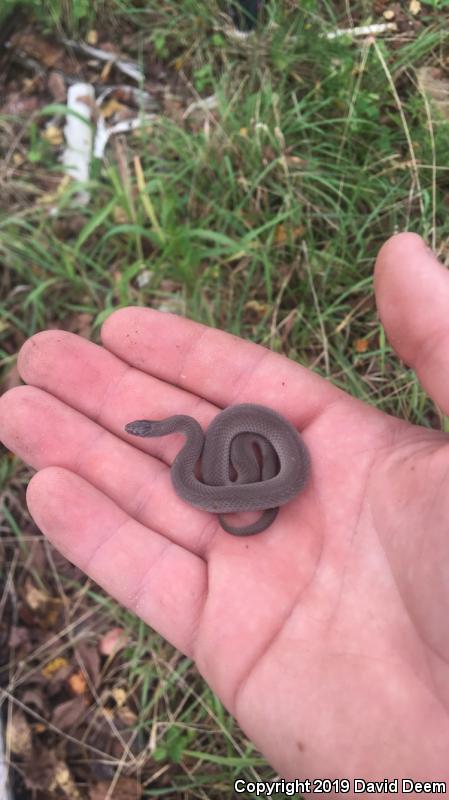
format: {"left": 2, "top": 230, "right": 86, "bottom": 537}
{"left": 34, "top": 723, "right": 46, "bottom": 733}
{"left": 41, "top": 125, "right": 63, "bottom": 146}
{"left": 354, "top": 338, "right": 369, "bottom": 353}
{"left": 275, "top": 224, "right": 287, "bottom": 244}
{"left": 25, "top": 580, "right": 49, "bottom": 611}
{"left": 112, "top": 687, "right": 127, "bottom": 707}
{"left": 44, "top": 602, "right": 62, "bottom": 629}
{"left": 275, "top": 224, "right": 304, "bottom": 245}
{"left": 174, "top": 55, "right": 186, "bottom": 71}
{"left": 69, "top": 672, "right": 87, "bottom": 695}
{"left": 86, "top": 29, "right": 98, "bottom": 45}
{"left": 101, "top": 99, "right": 127, "bottom": 119}
{"left": 42, "top": 656, "right": 69, "bottom": 678}
{"left": 244, "top": 300, "right": 270, "bottom": 315}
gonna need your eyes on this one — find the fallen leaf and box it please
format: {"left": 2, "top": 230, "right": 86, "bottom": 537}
{"left": 43, "top": 598, "right": 63, "bottom": 628}
{"left": 23, "top": 744, "right": 58, "bottom": 792}
{"left": 11, "top": 31, "right": 64, "bottom": 69}
{"left": 111, "top": 687, "right": 127, "bottom": 708}
{"left": 100, "top": 98, "right": 127, "bottom": 119}
{"left": 47, "top": 70, "right": 66, "bottom": 102}
{"left": 21, "top": 578, "right": 63, "bottom": 629}
{"left": 49, "top": 760, "right": 82, "bottom": 799}
{"left": 0, "top": 93, "right": 40, "bottom": 115}
{"left": 116, "top": 706, "right": 138, "bottom": 727}
{"left": 99, "top": 627, "right": 129, "bottom": 657}
{"left": 42, "top": 125, "right": 64, "bottom": 146}
{"left": 25, "top": 579, "right": 50, "bottom": 612}
{"left": 87, "top": 30, "right": 98, "bottom": 45}
{"left": 33, "top": 722, "right": 46, "bottom": 733}
{"left": 6, "top": 708, "right": 33, "bottom": 757}
{"left": 69, "top": 672, "right": 87, "bottom": 695}
{"left": 354, "top": 338, "right": 369, "bottom": 353}
{"left": 8, "top": 625, "right": 30, "bottom": 653}
{"left": 274, "top": 223, "right": 305, "bottom": 245}
{"left": 244, "top": 300, "right": 270, "bottom": 316}
{"left": 275, "top": 223, "right": 287, "bottom": 245}
{"left": 21, "top": 687, "right": 45, "bottom": 714}
{"left": 174, "top": 55, "right": 186, "bottom": 71}
{"left": 42, "top": 656, "right": 69, "bottom": 678}
{"left": 90, "top": 776, "right": 142, "bottom": 800}
{"left": 76, "top": 640, "right": 100, "bottom": 687}
{"left": 52, "top": 696, "right": 88, "bottom": 732}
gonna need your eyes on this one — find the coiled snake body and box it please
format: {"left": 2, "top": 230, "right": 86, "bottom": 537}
{"left": 125, "top": 403, "right": 310, "bottom": 536}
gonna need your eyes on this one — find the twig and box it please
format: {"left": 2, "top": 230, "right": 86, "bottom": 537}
{"left": 62, "top": 39, "right": 143, "bottom": 82}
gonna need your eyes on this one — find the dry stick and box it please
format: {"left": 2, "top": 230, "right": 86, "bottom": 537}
{"left": 1, "top": 690, "right": 126, "bottom": 765}
{"left": 43, "top": 541, "right": 139, "bottom": 768}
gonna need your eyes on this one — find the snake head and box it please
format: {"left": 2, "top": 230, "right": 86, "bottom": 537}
{"left": 124, "top": 420, "right": 155, "bottom": 437}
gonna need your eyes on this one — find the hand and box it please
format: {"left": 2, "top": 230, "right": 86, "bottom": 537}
{"left": 1, "top": 232, "right": 449, "bottom": 792}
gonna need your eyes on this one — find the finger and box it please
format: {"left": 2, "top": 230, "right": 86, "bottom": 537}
{"left": 375, "top": 232, "right": 449, "bottom": 414}
{"left": 26, "top": 466, "right": 206, "bottom": 657}
{"left": 15, "top": 328, "right": 214, "bottom": 461}
{"left": 11, "top": 331, "right": 320, "bottom": 546}
{"left": 0, "top": 385, "right": 216, "bottom": 553}
{"left": 100, "top": 306, "right": 340, "bottom": 423}
{"left": 15, "top": 331, "right": 269, "bottom": 543}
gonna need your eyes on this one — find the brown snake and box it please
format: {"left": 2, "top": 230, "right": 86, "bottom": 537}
{"left": 125, "top": 403, "right": 310, "bottom": 535}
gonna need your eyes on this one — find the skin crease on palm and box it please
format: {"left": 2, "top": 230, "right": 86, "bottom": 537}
{"left": 2, "top": 231, "right": 449, "bottom": 795}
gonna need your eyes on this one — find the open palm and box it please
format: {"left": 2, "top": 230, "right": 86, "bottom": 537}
{"left": 2, "top": 232, "right": 449, "bottom": 789}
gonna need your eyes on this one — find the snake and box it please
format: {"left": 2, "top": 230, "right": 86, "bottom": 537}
{"left": 124, "top": 403, "right": 310, "bottom": 536}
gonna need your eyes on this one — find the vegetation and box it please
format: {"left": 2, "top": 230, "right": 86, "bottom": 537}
{"left": 1, "top": 1, "right": 449, "bottom": 796}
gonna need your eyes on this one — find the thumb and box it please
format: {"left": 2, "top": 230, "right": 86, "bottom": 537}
{"left": 374, "top": 232, "right": 449, "bottom": 415}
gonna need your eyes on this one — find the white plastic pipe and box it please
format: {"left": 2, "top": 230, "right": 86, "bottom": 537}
{"left": 62, "top": 83, "right": 95, "bottom": 205}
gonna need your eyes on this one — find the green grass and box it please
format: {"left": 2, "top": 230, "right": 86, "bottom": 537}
{"left": 2, "top": 0, "right": 449, "bottom": 796}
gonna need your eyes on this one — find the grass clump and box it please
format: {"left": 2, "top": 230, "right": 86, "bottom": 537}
{"left": 2, "top": 1, "right": 449, "bottom": 797}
